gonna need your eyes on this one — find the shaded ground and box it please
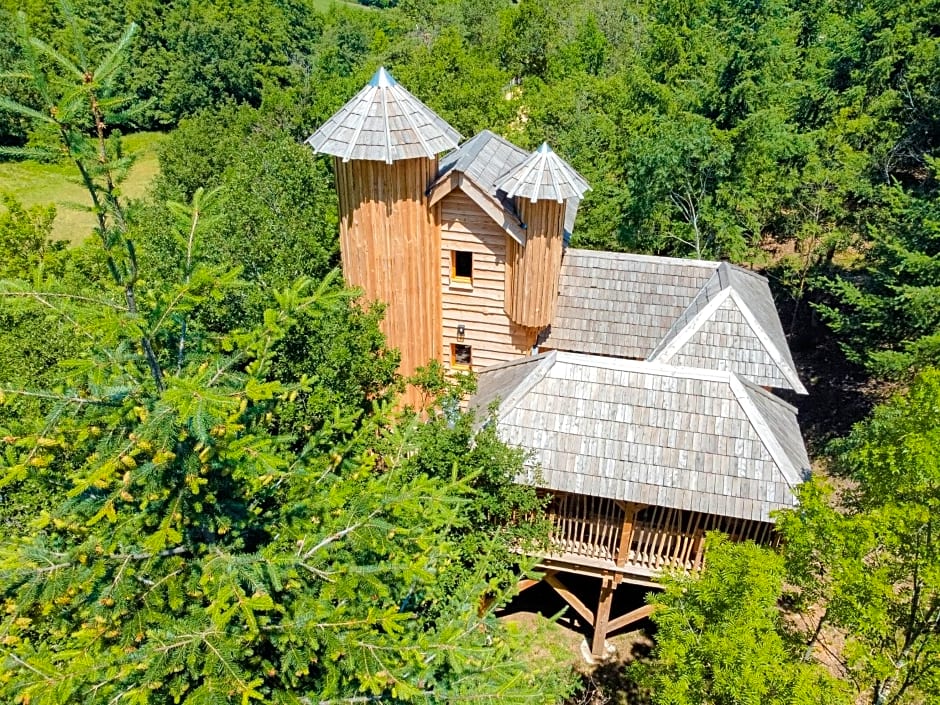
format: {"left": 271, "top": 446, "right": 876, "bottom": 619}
{"left": 499, "top": 576, "right": 657, "bottom": 705}
{"left": 769, "top": 278, "right": 891, "bottom": 461}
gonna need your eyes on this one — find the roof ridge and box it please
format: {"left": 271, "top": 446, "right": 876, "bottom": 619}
{"left": 728, "top": 373, "right": 805, "bottom": 488}
{"left": 563, "top": 248, "right": 720, "bottom": 268}
{"left": 554, "top": 351, "right": 735, "bottom": 382}
{"left": 496, "top": 351, "right": 557, "bottom": 420}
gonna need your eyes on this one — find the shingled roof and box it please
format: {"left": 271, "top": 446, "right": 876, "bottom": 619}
{"left": 429, "top": 130, "right": 529, "bottom": 243}
{"left": 545, "top": 250, "right": 715, "bottom": 358}
{"left": 543, "top": 251, "right": 807, "bottom": 393}
{"left": 437, "top": 129, "right": 529, "bottom": 195}
{"left": 493, "top": 143, "right": 591, "bottom": 203}
{"left": 472, "top": 351, "right": 809, "bottom": 523}
{"left": 305, "top": 67, "right": 461, "bottom": 164}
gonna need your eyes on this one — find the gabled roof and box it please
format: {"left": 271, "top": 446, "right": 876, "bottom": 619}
{"left": 430, "top": 132, "right": 588, "bottom": 244}
{"left": 647, "top": 263, "right": 807, "bottom": 393}
{"left": 429, "top": 130, "right": 529, "bottom": 243}
{"left": 472, "top": 351, "right": 809, "bottom": 523}
{"left": 543, "top": 251, "right": 807, "bottom": 393}
{"left": 493, "top": 143, "right": 591, "bottom": 203}
{"left": 438, "top": 129, "right": 529, "bottom": 193}
{"left": 305, "top": 67, "right": 461, "bottom": 164}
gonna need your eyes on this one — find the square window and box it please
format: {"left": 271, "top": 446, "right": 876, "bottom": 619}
{"left": 452, "top": 343, "right": 472, "bottom": 369}
{"left": 452, "top": 250, "right": 473, "bottom": 283}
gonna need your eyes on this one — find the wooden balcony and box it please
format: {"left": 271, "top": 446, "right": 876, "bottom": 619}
{"left": 535, "top": 492, "right": 775, "bottom": 585}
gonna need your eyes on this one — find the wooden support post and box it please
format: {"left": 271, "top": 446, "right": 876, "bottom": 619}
{"left": 692, "top": 529, "right": 706, "bottom": 570}
{"left": 591, "top": 576, "right": 615, "bottom": 659}
{"left": 615, "top": 502, "right": 637, "bottom": 567}
{"left": 544, "top": 573, "right": 594, "bottom": 626}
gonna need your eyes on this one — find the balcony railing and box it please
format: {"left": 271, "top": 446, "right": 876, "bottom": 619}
{"left": 540, "top": 492, "right": 775, "bottom": 578}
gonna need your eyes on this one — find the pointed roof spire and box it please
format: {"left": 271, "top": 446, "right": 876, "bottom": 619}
{"left": 305, "top": 67, "right": 462, "bottom": 165}
{"left": 493, "top": 142, "right": 591, "bottom": 203}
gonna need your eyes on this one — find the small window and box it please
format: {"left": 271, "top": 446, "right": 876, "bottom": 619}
{"left": 452, "top": 250, "right": 473, "bottom": 284}
{"left": 452, "top": 344, "right": 472, "bottom": 369}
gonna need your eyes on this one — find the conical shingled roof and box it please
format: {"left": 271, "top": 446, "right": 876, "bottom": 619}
{"left": 305, "top": 67, "right": 462, "bottom": 164}
{"left": 493, "top": 142, "right": 590, "bottom": 203}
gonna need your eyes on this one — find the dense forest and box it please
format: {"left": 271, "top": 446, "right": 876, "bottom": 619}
{"left": 0, "top": 0, "right": 938, "bottom": 703}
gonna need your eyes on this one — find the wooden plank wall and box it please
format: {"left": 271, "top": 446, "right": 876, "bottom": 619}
{"left": 440, "top": 191, "right": 536, "bottom": 371}
{"left": 504, "top": 199, "right": 566, "bottom": 328}
{"left": 334, "top": 157, "right": 442, "bottom": 406}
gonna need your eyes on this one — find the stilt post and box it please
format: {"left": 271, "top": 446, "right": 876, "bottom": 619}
{"left": 591, "top": 575, "right": 615, "bottom": 659}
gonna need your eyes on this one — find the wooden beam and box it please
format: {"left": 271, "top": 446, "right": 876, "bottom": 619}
{"left": 591, "top": 576, "right": 615, "bottom": 659}
{"left": 607, "top": 603, "right": 656, "bottom": 634}
{"left": 544, "top": 573, "right": 594, "bottom": 626}
{"left": 427, "top": 171, "right": 460, "bottom": 207}
{"left": 516, "top": 576, "right": 546, "bottom": 594}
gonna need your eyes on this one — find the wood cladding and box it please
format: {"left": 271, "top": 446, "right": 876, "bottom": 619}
{"left": 504, "top": 199, "right": 566, "bottom": 327}
{"left": 440, "top": 192, "right": 536, "bottom": 371}
{"left": 334, "top": 157, "right": 442, "bottom": 405}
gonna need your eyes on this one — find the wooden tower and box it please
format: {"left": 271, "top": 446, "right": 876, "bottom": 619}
{"left": 305, "top": 68, "right": 461, "bottom": 405}
{"left": 495, "top": 143, "right": 590, "bottom": 328}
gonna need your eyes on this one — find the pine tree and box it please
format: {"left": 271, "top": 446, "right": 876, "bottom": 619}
{"left": 0, "top": 9, "right": 575, "bottom": 703}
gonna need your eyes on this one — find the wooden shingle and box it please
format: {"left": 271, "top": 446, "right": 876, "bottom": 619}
{"left": 305, "top": 67, "right": 461, "bottom": 164}
{"left": 493, "top": 143, "right": 590, "bottom": 203}
{"left": 472, "top": 351, "right": 810, "bottom": 523}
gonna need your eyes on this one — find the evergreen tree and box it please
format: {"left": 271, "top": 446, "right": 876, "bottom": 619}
{"left": 0, "top": 13, "right": 575, "bottom": 704}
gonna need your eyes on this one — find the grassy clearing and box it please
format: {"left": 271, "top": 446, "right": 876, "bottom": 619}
{"left": 310, "top": 0, "right": 375, "bottom": 12}
{"left": 0, "top": 130, "right": 165, "bottom": 244}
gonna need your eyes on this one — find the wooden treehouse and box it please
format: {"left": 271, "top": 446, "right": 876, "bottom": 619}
{"left": 308, "top": 68, "right": 811, "bottom": 658}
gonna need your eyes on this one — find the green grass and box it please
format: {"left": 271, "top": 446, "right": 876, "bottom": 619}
{"left": 310, "top": 0, "right": 375, "bottom": 12}
{"left": 0, "top": 131, "right": 166, "bottom": 244}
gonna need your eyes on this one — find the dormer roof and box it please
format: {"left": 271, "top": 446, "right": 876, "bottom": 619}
{"left": 493, "top": 142, "right": 591, "bottom": 203}
{"left": 305, "top": 67, "right": 461, "bottom": 164}
{"left": 429, "top": 130, "right": 529, "bottom": 243}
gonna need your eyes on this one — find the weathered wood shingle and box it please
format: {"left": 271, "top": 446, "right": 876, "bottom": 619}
{"left": 544, "top": 250, "right": 715, "bottom": 359}
{"left": 545, "top": 252, "right": 807, "bottom": 393}
{"left": 472, "top": 351, "right": 809, "bottom": 522}
{"left": 493, "top": 143, "right": 590, "bottom": 203}
{"left": 305, "top": 67, "right": 461, "bottom": 164}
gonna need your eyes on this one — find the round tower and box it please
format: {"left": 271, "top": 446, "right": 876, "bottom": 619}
{"left": 495, "top": 143, "right": 591, "bottom": 328}
{"left": 306, "top": 68, "right": 461, "bottom": 401}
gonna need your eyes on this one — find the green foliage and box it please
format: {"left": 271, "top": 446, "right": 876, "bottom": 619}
{"left": 0, "top": 18, "right": 577, "bottom": 704}
{"left": 642, "top": 534, "right": 849, "bottom": 705}
{"left": 778, "top": 368, "right": 940, "bottom": 705}
{"left": 0, "top": 196, "right": 60, "bottom": 279}
{"left": 815, "top": 159, "right": 940, "bottom": 375}
{"left": 133, "top": 104, "right": 339, "bottom": 337}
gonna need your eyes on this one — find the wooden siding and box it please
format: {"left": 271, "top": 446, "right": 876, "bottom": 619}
{"left": 335, "top": 157, "right": 442, "bottom": 405}
{"left": 440, "top": 191, "right": 536, "bottom": 371}
{"left": 505, "top": 199, "right": 566, "bottom": 327}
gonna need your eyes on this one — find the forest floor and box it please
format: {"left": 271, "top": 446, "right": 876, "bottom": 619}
{"left": 499, "top": 577, "right": 657, "bottom": 705}
{"left": 0, "top": 131, "right": 165, "bottom": 244}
